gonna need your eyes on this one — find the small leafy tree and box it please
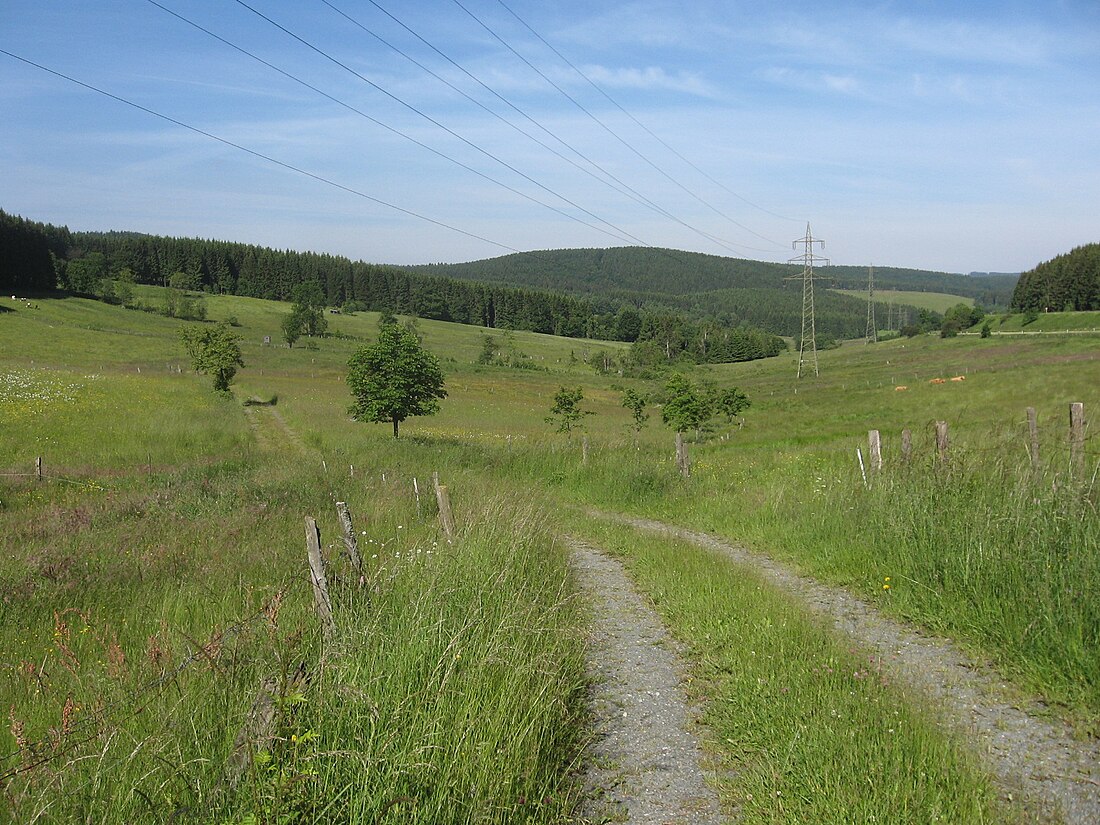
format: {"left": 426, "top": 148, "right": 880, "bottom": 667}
{"left": 347, "top": 324, "right": 446, "bottom": 438}
{"left": 477, "top": 333, "right": 498, "bottom": 365}
{"left": 717, "top": 387, "right": 751, "bottom": 423}
{"left": 180, "top": 322, "right": 244, "bottom": 393}
{"left": 661, "top": 374, "right": 711, "bottom": 438}
{"left": 546, "top": 386, "right": 592, "bottom": 435}
{"left": 621, "top": 388, "right": 649, "bottom": 434}
{"left": 281, "top": 312, "right": 302, "bottom": 348}
{"left": 282, "top": 281, "right": 327, "bottom": 343}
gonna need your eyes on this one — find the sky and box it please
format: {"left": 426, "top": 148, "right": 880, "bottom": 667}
{"left": 2, "top": 0, "right": 1098, "bottom": 273}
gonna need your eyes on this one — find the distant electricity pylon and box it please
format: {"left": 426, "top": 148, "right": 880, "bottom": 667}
{"left": 865, "top": 264, "right": 878, "bottom": 343}
{"left": 785, "top": 223, "right": 829, "bottom": 378}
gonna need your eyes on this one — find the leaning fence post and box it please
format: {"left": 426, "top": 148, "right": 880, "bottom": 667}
{"left": 935, "top": 421, "right": 949, "bottom": 465}
{"left": 35, "top": 456, "right": 43, "bottom": 481}
{"left": 1026, "top": 407, "right": 1040, "bottom": 476}
{"left": 433, "top": 473, "right": 456, "bottom": 542}
{"left": 335, "top": 502, "right": 364, "bottom": 579}
{"left": 1069, "top": 402, "right": 1085, "bottom": 482}
{"left": 868, "top": 429, "right": 882, "bottom": 473}
{"left": 901, "top": 429, "right": 912, "bottom": 464}
{"left": 304, "top": 517, "right": 336, "bottom": 639}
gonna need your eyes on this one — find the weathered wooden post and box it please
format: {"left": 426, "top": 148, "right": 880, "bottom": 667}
{"left": 1026, "top": 407, "right": 1040, "bottom": 476}
{"left": 433, "top": 473, "right": 456, "bottom": 542}
{"left": 675, "top": 432, "right": 690, "bottom": 478}
{"left": 901, "top": 429, "right": 912, "bottom": 464}
{"left": 413, "top": 476, "right": 422, "bottom": 518}
{"left": 935, "top": 421, "right": 949, "bottom": 465}
{"left": 868, "top": 430, "right": 882, "bottom": 473}
{"left": 35, "top": 456, "right": 43, "bottom": 481}
{"left": 1069, "top": 402, "right": 1085, "bottom": 481}
{"left": 304, "top": 517, "right": 336, "bottom": 639}
{"left": 335, "top": 502, "right": 364, "bottom": 578}
{"left": 582, "top": 436, "right": 590, "bottom": 466}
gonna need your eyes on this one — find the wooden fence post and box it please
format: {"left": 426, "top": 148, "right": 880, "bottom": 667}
{"left": 433, "top": 473, "right": 456, "bottom": 542}
{"left": 304, "top": 517, "right": 336, "bottom": 639}
{"left": 35, "top": 456, "right": 43, "bottom": 480}
{"left": 413, "top": 476, "right": 421, "bottom": 518}
{"left": 935, "top": 421, "right": 949, "bottom": 465}
{"left": 582, "top": 436, "right": 590, "bottom": 466}
{"left": 901, "top": 429, "right": 912, "bottom": 464}
{"left": 335, "top": 502, "right": 364, "bottom": 579}
{"left": 1026, "top": 407, "right": 1040, "bottom": 476}
{"left": 868, "top": 430, "right": 882, "bottom": 473}
{"left": 675, "top": 432, "right": 690, "bottom": 478}
{"left": 1069, "top": 402, "right": 1085, "bottom": 481}
{"left": 227, "top": 663, "right": 309, "bottom": 789}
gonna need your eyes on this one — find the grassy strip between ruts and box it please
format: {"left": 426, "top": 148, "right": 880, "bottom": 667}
{"left": 565, "top": 512, "right": 1017, "bottom": 824}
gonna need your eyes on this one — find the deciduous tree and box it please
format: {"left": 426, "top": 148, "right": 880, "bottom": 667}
{"left": 347, "top": 323, "right": 446, "bottom": 438}
{"left": 180, "top": 322, "right": 244, "bottom": 393}
{"left": 546, "top": 386, "right": 592, "bottom": 435}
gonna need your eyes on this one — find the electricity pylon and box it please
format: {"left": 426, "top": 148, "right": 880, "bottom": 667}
{"left": 785, "top": 223, "right": 829, "bottom": 377}
{"left": 865, "top": 264, "right": 877, "bottom": 343}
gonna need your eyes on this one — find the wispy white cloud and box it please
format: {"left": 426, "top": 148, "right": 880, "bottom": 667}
{"left": 579, "top": 64, "right": 714, "bottom": 96}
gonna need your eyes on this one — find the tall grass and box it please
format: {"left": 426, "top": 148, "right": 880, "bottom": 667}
{"left": 1, "top": 365, "right": 588, "bottom": 822}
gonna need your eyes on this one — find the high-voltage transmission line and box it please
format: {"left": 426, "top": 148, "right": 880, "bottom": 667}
{"left": 785, "top": 224, "right": 829, "bottom": 378}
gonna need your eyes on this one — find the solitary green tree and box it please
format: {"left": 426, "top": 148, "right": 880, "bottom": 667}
{"left": 347, "top": 323, "right": 447, "bottom": 438}
{"left": 621, "top": 388, "right": 649, "bottom": 434}
{"left": 281, "top": 312, "right": 302, "bottom": 348}
{"left": 282, "top": 281, "right": 327, "bottom": 343}
{"left": 717, "top": 387, "right": 751, "bottom": 423}
{"left": 661, "top": 374, "right": 711, "bottom": 438}
{"left": 546, "top": 386, "right": 592, "bottom": 435}
{"left": 180, "top": 322, "right": 244, "bottom": 393}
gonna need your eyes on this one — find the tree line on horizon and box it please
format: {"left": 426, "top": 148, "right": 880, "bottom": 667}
{"left": 0, "top": 211, "right": 786, "bottom": 365}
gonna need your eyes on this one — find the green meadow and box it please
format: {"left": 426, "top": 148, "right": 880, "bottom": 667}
{"left": 2, "top": 288, "right": 1097, "bottom": 822}
{"left": 831, "top": 288, "right": 974, "bottom": 314}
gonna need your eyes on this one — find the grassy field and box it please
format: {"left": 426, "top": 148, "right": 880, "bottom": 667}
{"left": 987, "top": 310, "right": 1100, "bottom": 333}
{"left": 830, "top": 288, "right": 973, "bottom": 314}
{"left": 3, "top": 288, "right": 1097, "bottom": 821}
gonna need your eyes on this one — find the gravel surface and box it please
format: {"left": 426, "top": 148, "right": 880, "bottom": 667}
{"left": 595, "top": 510, "right": 1100, "bottom": 825}
{"left": 568, "top": 538, "right": 726, "bottom": 825}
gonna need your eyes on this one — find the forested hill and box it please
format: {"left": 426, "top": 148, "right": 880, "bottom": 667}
{"left": 1012, "top": 243, "right": 1100, "bottom": 312}
{"left": 411, "top": 247, "right": 1017, "bottom": 339}
{"left": 411, "top": 247, "right": 1017, "bottom": 305}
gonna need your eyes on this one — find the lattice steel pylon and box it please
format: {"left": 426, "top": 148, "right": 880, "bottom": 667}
{"left": 785, "top": 223, "right": 830, "bottom": 377}
{"left": 865, "top": 264, "right": 878, "bottom": 343}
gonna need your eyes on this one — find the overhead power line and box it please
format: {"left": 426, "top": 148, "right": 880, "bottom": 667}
{"left": 0, "top": 48, "right": 530, "bottom": 255}
{"left": 231, "top": 0, "right": 651, "bottom": 248}
{"left": 450, "top": 0, "right": 789, "bottom": 251}
{"left": 146, "top": 0, "right": 642, "bottom": 247}
{"left": 330, "top": 0, "right": 773, "bottom": 256}
{"left": 493, "top": 0, "right": 801, "bottom": 224}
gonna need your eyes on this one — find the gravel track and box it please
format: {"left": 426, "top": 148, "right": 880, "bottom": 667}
{"left": 593, "top": 510, "right": 1100, "bottom": 824}
{"left": 568, "top": 538, "right": 726, "bottom": 825}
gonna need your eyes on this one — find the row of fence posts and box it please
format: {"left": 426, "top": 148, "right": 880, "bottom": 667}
{"left": 858, "top": 402, "right": 1089, "bottom": 485}
{"left": 228, "top": 471, "right": 457, "bottom": 786}
{"left": 304, "top": 472, "right": 457, "bottom": 639}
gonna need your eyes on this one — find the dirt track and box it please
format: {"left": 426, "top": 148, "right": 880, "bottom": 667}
{"left": 591, "top": 510, "right": 1100, "bottom": 824}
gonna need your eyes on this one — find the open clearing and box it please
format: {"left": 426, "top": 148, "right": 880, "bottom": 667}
{"left": 2, "top": 289, "right": 1097, "bottom": 823}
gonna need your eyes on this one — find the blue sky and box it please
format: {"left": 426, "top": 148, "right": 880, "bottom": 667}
{"left": 2, "top": 0, "right": 1098, "bottom": 272}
